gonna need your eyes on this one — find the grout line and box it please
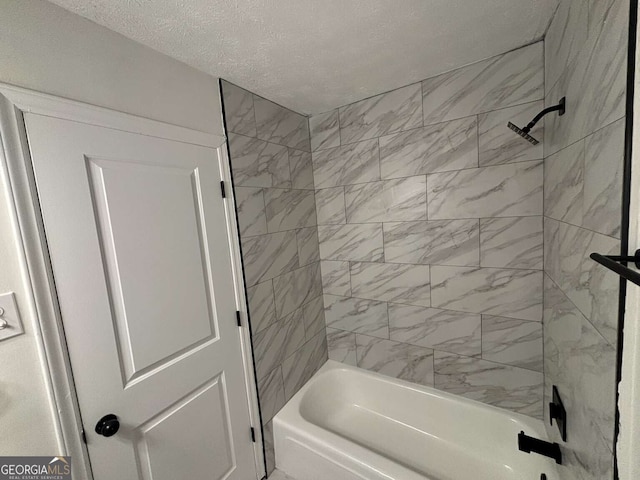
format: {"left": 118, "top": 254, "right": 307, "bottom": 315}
{"left": 544, "top": 214, "right": 622, "bottom": 242}
{"left": 480, "top": 314, "right": 485, "bottom": 360}
{"left": 314, "top": 157, "right": 544, "bottom": 190}
{"left": 337, "top": 108, "right": 343, "bottom": 147}
{"left": 323, "top": 292, "right": 541, "bottom": 323}
{"left": 343, "top": 330, "right": 543, "bottom": 374}
{"left": 321, "top": 256, "right": 544, "bottom": 272}
{"left": 476, "top": 114, "right": 481, "bottom": 167}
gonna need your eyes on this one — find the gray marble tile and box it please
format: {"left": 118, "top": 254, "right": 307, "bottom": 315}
{"left": 254, "top": 96, "right": 310, "bottom": 151}
{"left": 315, "top": 187, "right": 346, "bottom": 225}
{"left": 589, "top": 0, "right": 621, "bottom": 37}
{"left": 350, "top": 262, "right": 431, "bottom": 307}
{"left": 273, "top": 263, "right": 322, "bottom": 319}
{"left": 545, "top": 0, "right": 588, "bottom": 92}
{"left": 303, "top": 295, "right": 325, "bottom": 340}
{"left": 379, "top": 116, "right": 478, "bottom": 179}
{"left": 247, "top": 280, "right": 276, "bottom": 335}
{"left": 229, "top": 133, "right": 291, "bottom": 188}
{"left": 241, "top": 231, "right": 299, "bottom": 286}
{"left": 235, "top": 187, "right": 267, "bottom": 237}
{"left": 388, "top": 304, "right": 481, "bottom": 356}
{"left": 479, "top": 216, "right": 543, "bottom": 270}
{"left": 221, "top": 81, "right": 256, "bottom": 137}
{"left": 478, "top": 101, "right": 544, "bottom": 166}
{"left": 427, "top": 161, "right": 543, "bottom": 219}
{"left": 544, "top": 140, "right": 584, "bottom": 225}
{"left": 345, "top": 176, "right": 427, "bottom": 223}
{"left": 264, "top": 188, "right": 317, "bottom": 233}
{"left": 296, "top": 227, "right": 320, "bottom": 267}
{"left": 422, "top": 43, "right": 544, "bottom": 126}
{"left": 552, "top": 221, "right": 620, "bottom": 345}
{"left": 544, "top": 0, "right": 627, "bottom": 155}
{"left": 482, "top": 316, "right": 543, "bottom": 371}
{"left": 289, "top": 148, "right": 315, "bottom": 190}
{"left": 434, "top": 351, "right": 543, "bottom": 418}
{"left": 257, "top": 366, "right": 286, "bottom": 424}
{"left": 324, "top": 294, "right": 389, "bottom": 339}
{"left": 384, "top": 219, "right": 480, "bottom": 266}
{"left": 282, "top": 331, "right": 328, "bottom": 400}
{"left": 312, "top": 139, "right": 380, "bottom": 189}
{"left": 356, "top": 335, "right": 434, "bottom": 387}
{"left": 310, "top": 110, "right": 340, "bottom": 151}
{"left": 318, "top": 223, "right": 384, "bottom": 262}
{"left": 339, "top": 83, "right": 423, "bottom": 144}
{"left": 431, "top": 266, "right": 543, "bottom": 321}
{"left": 543, "top": 275, "right": 616, "bottom": 478}
{"left": 583, "top": 118, "right": 624, "bottom": 238}
{"left": 320, "top": 260, "right": 351, "bottom": 297}
{"left": 543, "top": 217, "right": 562, "bottom": 283}
{"left": 326, "top": 328, "right": 357, "bottom": 366}
{"left": 253, "top": 311, "right": 306, "bottom": 379}
{"left": 264, "top": 421, "right": 275, "bottom": 475}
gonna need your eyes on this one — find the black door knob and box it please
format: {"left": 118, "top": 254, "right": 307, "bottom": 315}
{"left": 95, "top": 414, "right": 120, "bottom": 437}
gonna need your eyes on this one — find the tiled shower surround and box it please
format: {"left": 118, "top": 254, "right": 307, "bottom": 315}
{"left": 311, "top": 41, "right": 547, "bottom": 418}
{"left": 223, "top": 8, "right": 627, "bottom": 475}
{"left": 543, "top": 0, "right": 628, "bottom": 479}
{"left": 220, "top": 80, "right": 327, "bottom": 474}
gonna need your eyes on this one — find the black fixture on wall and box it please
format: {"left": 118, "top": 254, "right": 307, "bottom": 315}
{"left": 549, "top": 385, "right": 567, "bottom": 442}
{"left": 506, "top": 97, "right": 566, "bottom": 145}
{"left": 517, "top": 431, "right": 562, "bottom": 464}
{"left": 590, "top": 249, "right": 640, "bottom": 287}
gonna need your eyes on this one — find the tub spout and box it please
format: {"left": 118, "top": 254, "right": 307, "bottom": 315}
{"left": 518, "top": 431, "right": 562, "bottom": 464}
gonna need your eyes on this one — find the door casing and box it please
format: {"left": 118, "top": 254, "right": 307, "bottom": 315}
{"left": 0, "top": 83, "right": 265, "bottom": 480}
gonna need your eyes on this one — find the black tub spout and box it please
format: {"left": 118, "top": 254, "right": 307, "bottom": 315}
{"left": 518, "top": 431, "right": 562, "bottom": 464}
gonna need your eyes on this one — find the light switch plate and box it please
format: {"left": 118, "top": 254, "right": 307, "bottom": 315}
{"left": 0, "top": 292, "right": 24, "bottom": 342}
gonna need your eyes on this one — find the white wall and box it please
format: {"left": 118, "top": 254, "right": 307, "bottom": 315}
{"left": 0, "top": 0, "right": 224, "bottom": 455}
{"left": 0, "top": 0, "right": 223, "bottom": 135}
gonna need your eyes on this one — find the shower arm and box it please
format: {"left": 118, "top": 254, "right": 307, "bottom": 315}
{"left": 521, "top": 97, "right": 566, "bottom": 133}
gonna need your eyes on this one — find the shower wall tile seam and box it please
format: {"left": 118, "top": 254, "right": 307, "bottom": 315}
{"left": 318, "top": 215, "right": 541, "bottom": 225}
{"left": 543, "top": 215, "right": 620, "bottom": 245}
{"left": 351, "top": 330, "right": 543, "bottom": 379}
{"left": 322, "top": 258, "right": 542, "bottom": 273}
{"left": 543, "top": 269, "right": 615, "bottom": 349}
{"left": 322, "top": 293, "right": 542, "bottom": 324}
{"left": 312, "top": 161, "right": 546, "bottom": 188}
{"left": 228, "top": 127, "right": 310, "bottom": 153}
{"left": 240, "top": 221, "right": 318, "bottom": 239}
{"left": 420, "top": 99, "right": 546, "bottom": 129}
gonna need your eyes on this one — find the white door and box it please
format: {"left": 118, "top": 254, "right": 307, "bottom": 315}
{"left": 23, "top": 113, "right": 259, "bottom": 480}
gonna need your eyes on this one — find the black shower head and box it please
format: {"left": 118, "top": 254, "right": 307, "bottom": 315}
{"left": 507, "top": 122, "right": 539, "bottom": 145}
{"left": 506, "top": 97, "right": 566, "bottom": 147}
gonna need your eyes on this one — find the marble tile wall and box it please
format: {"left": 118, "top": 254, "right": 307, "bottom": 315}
{"left": 310, "top": 42, "right": 546, "bottom": 418}
{"left": 542, "top": 1, "right": 627, "bottom": 479}
{"left": 221, "top": 80, "right": 327, "bottom": 475}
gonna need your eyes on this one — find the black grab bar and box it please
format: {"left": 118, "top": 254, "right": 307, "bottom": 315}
{"left": 590, "top": 249, "right": 640, "bottom": 287}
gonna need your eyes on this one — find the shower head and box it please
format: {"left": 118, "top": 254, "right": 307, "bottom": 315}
{"left": 506, "top": 97, "right": 566, "bottom": 146}
{"left": 507, "top": 122, "right": 539, "bottom": 145}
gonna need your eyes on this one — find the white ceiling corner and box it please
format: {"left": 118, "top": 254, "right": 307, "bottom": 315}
{"left": 46, "top": 0, "right": 558, "bottom": 115}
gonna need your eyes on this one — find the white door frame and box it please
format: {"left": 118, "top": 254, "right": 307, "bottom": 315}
{"left": 0, "top": 83, "right": 265, "bottom": 480}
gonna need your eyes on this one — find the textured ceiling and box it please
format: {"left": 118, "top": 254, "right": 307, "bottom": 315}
{"left": 47, "top": 0, "right": 558, "bottom": 115}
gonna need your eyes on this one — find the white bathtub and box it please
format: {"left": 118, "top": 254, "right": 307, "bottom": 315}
{"left": 274, "top": 361, "right": 559, "bottom": 480}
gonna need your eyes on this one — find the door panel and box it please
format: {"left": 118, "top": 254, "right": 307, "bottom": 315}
{"left": 136, "top": 374, "right": 234, "bottom": 480}
{"left": 87, "top": 157, "right": 218, "bottom": 383}
{"left": 24, "top": 113, "right": 258, "bottom": 480}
